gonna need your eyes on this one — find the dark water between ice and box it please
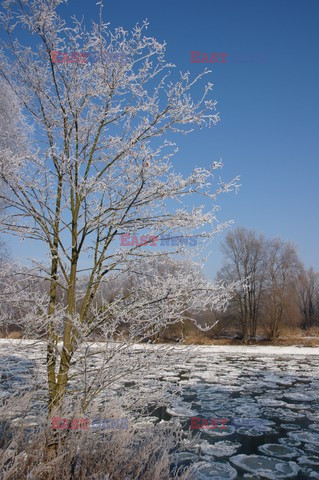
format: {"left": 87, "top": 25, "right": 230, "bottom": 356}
{"left": 149, "top": 353, "right": 319, "bottom": 479}
{"left": 1, "top": 343, "right": 319, "bottom": 479}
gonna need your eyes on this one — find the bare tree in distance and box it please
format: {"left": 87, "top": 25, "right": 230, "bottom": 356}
{"left": 0, "top": 0, "right": 239, "bottom": 422}
{"left": 265, "top": 239, "right": 300, "bottom": 340}
{"left": 217, "top": 227, "right": 267, "bottom": 343}
{"left": 296, "top": 266, "right": 319, "bottom": 330}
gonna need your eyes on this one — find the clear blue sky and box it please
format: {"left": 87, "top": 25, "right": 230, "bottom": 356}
{"left": 3, "top": 0, "right": 319, "bottom": 278}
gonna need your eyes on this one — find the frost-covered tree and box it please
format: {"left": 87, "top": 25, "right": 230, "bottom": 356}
{"left": 0, "top": 0, "right": 239, "bottom": 414}
{"left": 0, "top": 78, "right": 31, "bottom": 335}
{"left": 0, "top": 78, "right": 30, "bottom": 225}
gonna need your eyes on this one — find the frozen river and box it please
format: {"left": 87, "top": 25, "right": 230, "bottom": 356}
{"left": 1, "top": 341, "right": 319, "bottom": 479}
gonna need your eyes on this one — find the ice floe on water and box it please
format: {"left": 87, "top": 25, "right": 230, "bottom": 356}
{"left": 308, "top": 413, "right": 319, "bottom": 422}
{"left": 298, "top": 455, "right": 319, "bottom": 466}
{"left": 229, "top": 454, "right": 300, "bottom": 479}
{"left": 200, "top": 426, "right": 237, "bottom": 438}
{"left": 233, "top": 406, "right": 262, "bottom": 416}
{"left": 285, "top": 403, "right": 309, "bottom": 410}
{"left": 1, "top": 340, "right": 319, "bottom": 479}
{"left": 236, "top": 426, "right": 272, "bottom": 437}
{"left": 188, "top": 461, "right": 238, "bottom": 479}
{"left": 171, "top": 451, "right": 198, "bottom": 465}
{"left": 256, "top": 398, "right": 288, "bottom": 407}
{"left": 288, "top": 430, "right": 319, "bottom": 445}
{"left": 258, "top": 443, "right": 301, "bottom": 458}
{"left": 304, "top": 442, "right": 319, "bottom": 454}
{"left": 280, "top": 424, "right": 301, "bottom": 431}
{"left": 166, "top": 404, "right": 197, "bottom": 417}
{"left": 284, "top": 392, "right": 317, "bottom": 402}
{"left": 199, "top": 440, "right": 241, "bottom": 458}
{"left": 278, "top": 437, "right": 302, "bottom": 447}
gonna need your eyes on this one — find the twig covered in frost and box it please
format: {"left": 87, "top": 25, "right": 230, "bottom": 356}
{"left": 0, "top": 0, "right": 240, "bottom": 415}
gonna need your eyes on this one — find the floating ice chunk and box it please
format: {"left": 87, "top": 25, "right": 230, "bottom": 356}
{"left": 166, "top": 405, "right": 196, "bottom": 417}
{"left": 308, "top": 413, "right": 319, "bottom": 422}
{"left": 188, "top": 460, "right": 238, "bottom": 479}
{"left": 280, "top": 424, "right": 301, "bottom": 430}
{"left": 242, "top": 475, "right": 262, "bottom": 479}
{"left": 304, "top": 442, "right": 319, "bottom": 453}
{"left": 200, "top": 440, "right": 241, "bottom": 458}
{"left": 277, "top": 409, "right": 306, "bottom": 420}
{"left": 236, "top": 426, "right": 269, "bottom": 437}
{"left": 278, "top": 437, "right": 301, "bottom": 447}
{"left": 199, "top": 394, "right": 230, "bottom": 403}
{"left": 288, "top": 403, "right": 311, "bottom": 410}
{"left": 288, "top": 430, "right": 319, "bottom": 445}
{"left": 256, "top": 399, "right": 287, "bottom": 407}
{"left": 281, "top": 415, "right": 306, "bottom": 422}
{"left": 298, "top": 455, "right": 319, "bottom": 466}
{"left": 237, "top": 419, "right": 276, "bottom": 437}
{"left": 171, "top": 451, "right": 199, "bottom": 464}
{"left": 233, "top": 407, "right": 262, "bottom": 417}
{"left": 201, "top": 424, "right": 236, "bottom": 437}
{"left": 258, "top": 443, "right": 300, "bottom": 459}
{"left": 210, "top": 409, "right": 236, "bottom": 418}
{"left": 309, "top": 424, "right": 319, "bottom": 432}
{"left": 284, "top": 393, "right": 317, "bottom": 402}
{"left": 229, "top": 454, "right": 300, "bottom": 479}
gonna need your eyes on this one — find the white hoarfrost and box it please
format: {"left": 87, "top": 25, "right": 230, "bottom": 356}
{"left": 0, "top": 0, "right": 240, "bottom": 412}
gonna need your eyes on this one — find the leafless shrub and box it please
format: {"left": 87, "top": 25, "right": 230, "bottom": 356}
{"left": 0, "top": 394, "right": 192, "bottom": 480}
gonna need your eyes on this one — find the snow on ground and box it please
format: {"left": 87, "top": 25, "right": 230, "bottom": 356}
{"left": 1, "top": 338, "right": 318, "bottom": 355}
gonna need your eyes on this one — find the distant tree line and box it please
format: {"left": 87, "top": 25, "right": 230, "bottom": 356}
{"left": 1, "top": 227, "right": 318, "bottom": 344}
{"left": 216, "top": 227, "right": 319, "bottom": 343}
